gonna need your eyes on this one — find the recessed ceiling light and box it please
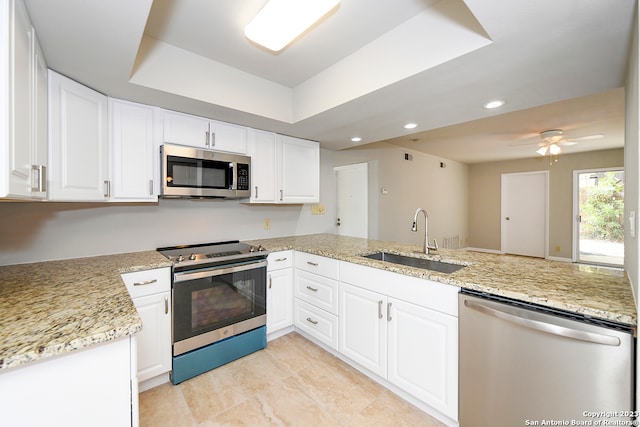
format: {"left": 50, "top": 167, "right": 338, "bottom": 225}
{"left": 351, "top": 137, "right": 362, "bottom": 142}
{"left": 483, "top": 100, "right": 505, "bottom": 109}
{"left": 404, "top": 123, "right": 418, "bottom": 129}
{"left": 245, "top": 0, "right": 341, "bottom": 52}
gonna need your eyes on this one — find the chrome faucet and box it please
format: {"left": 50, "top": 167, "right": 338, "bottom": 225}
{"left": 411, "top": 208, "right": 438, "bottom": 254}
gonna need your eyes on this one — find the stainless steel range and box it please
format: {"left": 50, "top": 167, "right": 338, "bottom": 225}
{"left": 157, "top": 241, "right": 268, "bottom": 384}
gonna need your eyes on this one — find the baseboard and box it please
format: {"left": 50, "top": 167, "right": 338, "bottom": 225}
{"left": 546, "top": 256, "right": 573, "bottom": 262}
{"left": 139, "top": 373, "right": 170, "bottom": 392}
{"left": 463, "top": 247, "right": 503, "bottom": 254}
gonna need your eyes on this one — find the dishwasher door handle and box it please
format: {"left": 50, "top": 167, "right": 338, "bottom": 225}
{"left": 464, "top": 299, "right": 621, "bottom": 346}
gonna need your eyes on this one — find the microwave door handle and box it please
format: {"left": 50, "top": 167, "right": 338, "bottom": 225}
{"left": 173, "top": 260, "right": 267, "bottom": 283}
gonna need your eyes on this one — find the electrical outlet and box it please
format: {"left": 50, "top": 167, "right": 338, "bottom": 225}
{"left": 263, "top": 218, "right": 271, "bottom": 230}
{"left": 311, "top": 204, "right": 325, "bottom": 215}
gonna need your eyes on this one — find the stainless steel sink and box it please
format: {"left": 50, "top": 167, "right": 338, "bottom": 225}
{"left": 363, "top": 252, "right": 466, "bottom": 274}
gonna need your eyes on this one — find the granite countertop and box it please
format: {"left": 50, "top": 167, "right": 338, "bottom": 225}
{"left": 0, "top": 251, "right": 172, "bottom": 371}
{"left": 1, "top": 233, "right": 636, "bottom": 373}
{"left": 247, "top": 234, "right": 637, "bottom": 327}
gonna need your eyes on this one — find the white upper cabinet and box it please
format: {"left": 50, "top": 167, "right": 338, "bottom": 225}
{"left": 48, "top": 70, "right": 109, "bottom": 201}
{"left": 162, "top": 110, "right": 247, "bottom": 154}
{"left": 277, "top": 134, "right": 319, "bottom": 204}
{"left": 0, "top": 0, "right": 47, "bottom": 199}
{"left": 248, "top": 131, "right": 319, "bottom": 204}
{"left": 247, "top": 128, "right": 277, "bottom": 202}
{"left": 109, "top": 99, "right": 157, "bottom": 201}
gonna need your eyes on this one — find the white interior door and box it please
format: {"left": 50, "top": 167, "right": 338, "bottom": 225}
{"left": 501, "top": 171, "right": 548, "bottom": 258}
{"left": 335, "top": 163, "right": 368, "bottom": 238}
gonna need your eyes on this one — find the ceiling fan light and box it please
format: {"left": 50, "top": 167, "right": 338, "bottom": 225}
{"left": 245, "top": 0, "right": 341, "bottom": 52}
{"left": 536, "top": 146, "right": 548, "bottom": 156}
{"left": 549, "top": 143, "right": 562, "bottom": 155}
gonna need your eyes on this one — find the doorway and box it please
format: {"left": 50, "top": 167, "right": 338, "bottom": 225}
{"left": 573, "top": 168, "right": 624, "bottom": 266}
{"left": 501, "top": 171, "right": 549, "bottom": 258}
{"left": 334, "top": 163, "right": 368, "bottom": 238}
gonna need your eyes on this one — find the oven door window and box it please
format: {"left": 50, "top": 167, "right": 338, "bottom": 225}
{"left": 173, "top": 264, "right": 266, "bottom": 343}
{"left": 167, "top": 155, "right": 232, "bottom": 189}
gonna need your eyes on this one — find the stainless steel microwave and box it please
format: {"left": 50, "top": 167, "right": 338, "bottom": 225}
{"left": 160, "top": 144, "right": 251, "bottom": 199}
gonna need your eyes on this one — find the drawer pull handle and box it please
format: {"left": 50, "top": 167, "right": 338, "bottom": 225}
{"left": 307, "top": 261, "right": 319, "bottom": 266}
{"left": 133, "top": 279, "right": 158, "bottom": 286}
{"left": 275, "top": 257, "right": 288, "bottom": 262}
{"left": 306, "top": 317, "right": 318, "bottom": 325}
{"left": 306, "top": 286, "right": 318, "bottom": 292}
{"left": 378, "top": 300, "right": 383, "bottom": 319}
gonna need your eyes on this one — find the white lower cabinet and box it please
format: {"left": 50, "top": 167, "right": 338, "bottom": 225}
{"left": 0, "top": 337, "right": 136, "bottom": 427}
{"left": 121, "top": 268, "right": 171, "bottom": 388}
{"left": 338, "top": 261, "right": 459, "bottom": 421}
{"left": 339, "top": 283, "right": 387, "bottom": 377}
{"left": 267, "top": 251, "right": 294, "bottom": 337}
{"left": 294, "top": 252, "right": 339, "bottom": 349}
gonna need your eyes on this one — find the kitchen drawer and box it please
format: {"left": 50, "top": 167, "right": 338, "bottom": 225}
{"left": 121, "top": 267, "right": 171, "bottom": 299}
{"left": 295, "top": 270, "right": 338, "bottom": 315}
{"left": 267, "top": 250, "right": 294, "bottom": 270}
{"left": 295, "top": 252, "right": 339, "bottom": 279}
{"left": 295, "top": 299, "right": 338, "bottom": 350}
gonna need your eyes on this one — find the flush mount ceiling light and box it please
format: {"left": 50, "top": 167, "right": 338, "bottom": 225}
{"left": 483, "top": 99, "right": 505, "bottom": 109}
{"left": 404, "top": 123, "right": 418, "bottom": 129}
{"left": 351, "top": 137, "right": 362, "bottom": 142}
{"left": 245, "top": 0, "right": 341, "bottom": 52}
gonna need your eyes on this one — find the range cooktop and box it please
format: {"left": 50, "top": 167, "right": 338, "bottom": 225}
{"left": 157, "top": 240, "right": 267, "bottom": 268}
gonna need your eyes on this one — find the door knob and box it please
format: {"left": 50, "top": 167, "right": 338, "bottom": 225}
{"left": 505, "top": 217, "right": 510, "bottom": 220}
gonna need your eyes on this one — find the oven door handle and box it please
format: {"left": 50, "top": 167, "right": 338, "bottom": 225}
{"left": 173, "top": 260, "right": 267, "bottom": 283}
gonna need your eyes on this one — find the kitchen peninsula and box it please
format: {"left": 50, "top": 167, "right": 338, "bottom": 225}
{"left": 0, "top": 234, "right": 635, "bottom": 426}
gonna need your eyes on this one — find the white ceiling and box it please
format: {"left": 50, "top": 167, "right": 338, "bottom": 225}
{"left": 24, "top": 0, "right": 634, "bottom": 163}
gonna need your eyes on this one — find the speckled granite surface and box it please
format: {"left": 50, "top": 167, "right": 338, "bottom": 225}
{"left": 0, "top": 251, "right": 172, "bottom": 371}
{"left": 247, "top": 234, "right": 637, "bottom": 327}
{"left": 1, "top": 233, "right": 636, "bottom": 373}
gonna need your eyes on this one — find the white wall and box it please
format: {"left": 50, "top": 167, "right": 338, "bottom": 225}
{"left": 331, "top": 142, "right": 469, "bottom": 249}
{"left": 0, "top": 144, "right": 467, "bottom": 265}
{"left": 623, "top": 1, "right": 639, "bottom": 412}
{"left": 0, "top": 150, "right": 337, "bottom": 266}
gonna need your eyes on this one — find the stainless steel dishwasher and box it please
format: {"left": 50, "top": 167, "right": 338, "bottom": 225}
{"left": 459, "top": 290, "right": 635, "bottom": 427}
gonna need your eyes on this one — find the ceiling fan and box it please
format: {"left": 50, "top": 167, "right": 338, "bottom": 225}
{"left": 535, "top": 129, "right": 604, "bottom": 158}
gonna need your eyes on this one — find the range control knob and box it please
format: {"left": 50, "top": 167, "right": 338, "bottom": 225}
{"left": 258, "top": 245, "right": 266, "bottom": 251}
{"left": 249, "top": 246, "right": 256, "bottom": 252}
{"left": 176, "top": 254, "right": 184, "bottom": 263}
{"left": 189, "top": 253, "right": 196, "bottom": 261}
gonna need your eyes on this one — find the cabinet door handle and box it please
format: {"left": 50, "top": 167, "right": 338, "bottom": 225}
{"left": 269, "top": 275, "right": 272, "bottom": 289}
{"left": 149, "top": 179, "right": 154, "bottom": 196}
{"left": 104, "top": 180, "right": 111, "bottom": 198}
{"left": 31, "top": 165, "right": 46, "bottom": 192}
{"left": 306, "top": 285, "right": 318, "bottom": 292}
{"left": 133, "top": 279, "right": 158, "bottom": 286}
{"left": 164, "top": 296, "right": 169, "bottom": 314}
{"left": 205, "top": 131, "right": 210, "bottom": 147}
{"left": 387, "top": 302, "right": 393, "bottom": 321}
{"left": 255, "top": 185, "right": 258, "bottom": 198}
{"left": 306, "top": 317, "right": 318, "bottom": 325}
{"left": 280, "top": 189, "right": 283, "bottom": 201}
{"left": 210, "top": 131, "right": 216, "bottom": 147}
{"left": 41, "top": 165, "right": 47, "bottom": 192}
{"left": 306, "top": 261, "right": 319, "bottom": 267}
{"left": 378, "top": 300, "right": 383, "bottom": 319}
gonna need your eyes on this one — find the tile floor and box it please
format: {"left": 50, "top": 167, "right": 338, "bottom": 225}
{"left": 139, "top": 332, "right": 446, "bottom": 426}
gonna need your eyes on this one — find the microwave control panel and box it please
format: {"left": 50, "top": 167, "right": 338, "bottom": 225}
{"left": 237, "top": 164, "right": 249, "bottom": 190}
